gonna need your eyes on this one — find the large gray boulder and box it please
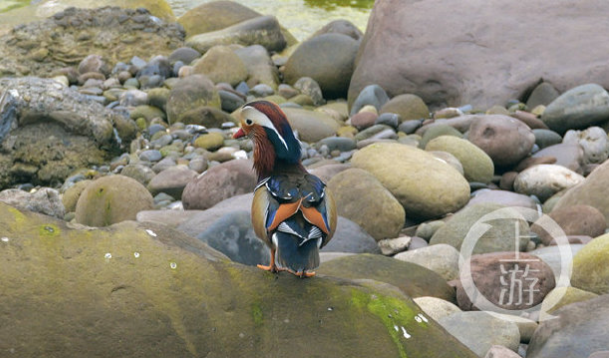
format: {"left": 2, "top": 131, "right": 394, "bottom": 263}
{"left": 349, "top": 0, "right": 609, "bottom": 110}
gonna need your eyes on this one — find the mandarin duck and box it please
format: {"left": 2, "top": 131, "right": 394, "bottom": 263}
{"left": 233, "top": 100, "right": 337, "bottom": 278}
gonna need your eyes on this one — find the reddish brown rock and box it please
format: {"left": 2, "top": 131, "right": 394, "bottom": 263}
{"left": 349, "top": 0, "right": 609, "bottom": 110}
{"left": 532, "top": 205, "right": 607, "bottom": 245}
{"left": 182, "top": 159, "right": 256, "bottom": 210}
{"left": 533, "top": 143, "right": 585, "bottom": 174}
{"left": 468, "top": 115, "right": 535, "bottom": 167}
{"left": 349, "top": 111, "right": 378, "bottom": 130}
{"left": 456, "top": 252, "right": 556, "bottom": 311}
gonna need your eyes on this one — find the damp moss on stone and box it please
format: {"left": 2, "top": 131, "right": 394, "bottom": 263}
{"left": 39, "top": 224, "right": 60, "bottom": 237}
{"left": 351, "top": 289, "right": 424, "bottom": 358}
{"left": 251, "top": 301, "right": 264, "bottom": 326}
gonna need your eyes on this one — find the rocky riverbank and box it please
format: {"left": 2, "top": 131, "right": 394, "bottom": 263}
{"left": 1, "top": 1, "right": 609, "bottom": 358}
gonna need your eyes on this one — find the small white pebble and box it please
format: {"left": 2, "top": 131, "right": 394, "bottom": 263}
{"left": 105, "top": 253, "right": 112, "bottom": 259}
{"left": 1, "top": 237, "right": 9, "bottom": 243}
{"left": 134, "top": 252, "right": 140, "bottom": 258}
{"left": 145, "top": 229, "right": 157, "bottom": 237}
{"left": 401, "top": 326, "right": 411, "bottom": 339}
{"left": 170, "top": 262, "right": 177, "bottom": 269}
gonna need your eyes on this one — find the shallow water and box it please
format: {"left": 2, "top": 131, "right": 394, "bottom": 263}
{"left": 169, "top": 0, "right": 373, "bottom": 40}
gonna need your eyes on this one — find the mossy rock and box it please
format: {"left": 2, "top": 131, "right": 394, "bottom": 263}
{"left": 166, "top": 75, "right": 221, "bottom": 125}
{"left": 571, "top": 233, "right": 609, "bottom": 294}
{"left": 318, "top": 254, "right": 456, "bottom": 303}
{"left": 61, "top": 179, "right": 92, "bottom": 213}
{"left": 351, "top": 142, "right": 470, "bottom": 220}
{"left": 75, "top": 175, "right": 154, "bottom": 227}
{"left": 193, "top": 132, "right": 225, "bottom": 151}
{"left": 0, "top": 202, "right": 477, "bottom": 358}
{"left": 192, "top": 45, "right": 248, "bottom": 86}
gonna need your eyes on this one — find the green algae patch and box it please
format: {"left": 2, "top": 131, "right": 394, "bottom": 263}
{"left": 251, "top": 301, "right": 264, "bottom": 326}
{"left": 39, "top": 224, "right": 60, "bottom": 237}
{"left": 351, "top": 289, "right": 421, "bottom": 358}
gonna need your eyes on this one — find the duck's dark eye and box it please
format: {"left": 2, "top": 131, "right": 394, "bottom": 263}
{"left": 245, "top": 119, "right": 253, "bottom": 126}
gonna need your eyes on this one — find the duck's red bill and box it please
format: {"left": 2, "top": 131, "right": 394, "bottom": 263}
{"left": 233, "top": 128, "right": 245, "bottom": 139}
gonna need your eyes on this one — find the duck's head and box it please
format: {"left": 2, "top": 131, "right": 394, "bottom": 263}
{"left": 234, "top": 100, "right": 301, "bottom": 178}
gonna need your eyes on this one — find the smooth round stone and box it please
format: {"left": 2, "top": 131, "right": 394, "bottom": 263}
{"left": 563, "top": 126, "right": 608, "bottom": 164}
{"left": 284, "top": 34, "right": 359, "bottom": 99}
{"left": 75, "top": 175, "right": 153, "bottom": 227}
{"left": 123, "top": 78, "right": 140, "bottom": 89}
{"left": 538, "top": 287, "right": 598, "bottom": 322}
{"left": 380, "top": 93, "right": 429, "bottom": 121}
{"left": 394, "top": 244, "right": 460, "bottom": 281}
{"left": 352, "top": 142, "right": 470, "bottom": 220}
{"left": 533, "top": 143, "right": 585, "bottom": 174}
{"left": 527, "top": 294, "right": 609, "bottom": 358}
{"left": 120, "top": 164, "right": 156, "bottom": 186}
{"left": 514, "top": 164, "right": 584, "bottom": 202}
{"left": 139, "top": 74, "right": 163, "bottom": 89}
{"left": 429, "top": 151, "right": 464, "bottom": 175}
{"left": 168, "top": 47, "right": 201, "bottom": 65}
{"left": 194, "top": 132, "right": 224, "bottom": 151}
{"left": 151, "top": 157, "right": 177, "bottom": 173}
{"left": 353, "top": 124, "right": 393, "bottom": 141}
{"left": 282, "top": 107, "right": 339, "bottom": 142}
{"left": 328, "top": 168, "right": 405, "bottom": 241}
{"left": 418, "top": 124, "right": 463, "bottom": 149}
{"left": 192, "top": 46, "right": 248, "bottom": 86}
{"left": 425, "top": 135, "right": 494, "bottom": 183}
{"left": 397, "top": 119, "right": 423, "bottom": 134}
{"left": 182, "top": 159, "right": 256, "bottom": 210}
{"left": 408, "top": 236, "right": 428, "bottom": 250}
{"left": 139, "top": 149, "right": 163, "bottom": 162}
{"left": 375, "top": 112, "right": 399, "bottom": 128}
{"left": 249, "top": 83, "right": 275, "bottom": 97}
{"left": 130, "top": 105, "right": 166, "bottom": 122}
{"left": 350, "top": 84, "right": 390, "bottom": 115}
{"left": 293, "top": 77, "right": 324, "bottom": 106}
{"left": 218, "top": 89, "right": 245, "bottom": 112}
{"left": 571, "top": 233, "right": 609, "bottom": 294}
{"left": 414, "top": 220, "right": 445, "bottom": 241}
{"left": 188, "top": 156, "right": 208, "bottom": 173}
{"left": 315, "top": 137, "right": 356, "bottom": 152}
{"left": 529, "top": 244, "right": 584, "bottom": 281}
{"left": 542, "top": 83, "right": 609, "bottom": 134}
{"left": 455, "top": 251, "right": 555, "bottom": 311}
{"left": 413, "top": 296, "right": 461, "bottom": 322}
{"left": 166, "top": 75, "right": 221, "bottom": 125}
{"left": 468, "top": 115, "right": 535, "bottom": 167}
{"left": 544, "top": 205, "right": 606, "bottom": 244}
{"left": 430, "top": 203, "right": 530, "bottom": 254}
{"left": 0, "top": 188, "right": 65, "bottom": 219}
{"left": 526, "top": 82, "right": 560, "bottom": 109}
{"left": 467, "top": 189, "right": 538, "bottom": 210}
{"left": 147, "top": 166, "right": 198, "bottom": 200}
{"left": 349, "top": 111, "right": 377, "bottom": 130}
{"left": 147, "top": 124, "right": 167, "bottom": 137}
{"left": 437, "top": 312, "right": 520, "bottom": 357}
{"left": 322, "top": 217, "right": 381, "bottom": 254}
{"left": 277, "top": 84, "right": 299, "bottom": 99}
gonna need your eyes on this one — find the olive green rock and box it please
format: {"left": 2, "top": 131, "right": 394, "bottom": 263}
{"left": 129, "top": 105, "right": 166, "bottom": 122}
{"left": 430, "top": 203, "right": 530, "bottom": 254}
{"left": 192, "top": 45, "right": 248, "bottom": 86}
{"left": 380, "top": 94, "right": 430, "bottom": 121}
{"left": 418, "top": 124, "right": 463, "bottom": 149}
{"left": 178, "top": 0, "right": 261, "bottom": 36}
{"left": 194, "top": 132, "right": 225, "bottom": 151}
{"left": 571, "top": 233, "right": 609, "bottom": 294}
{"left": 425, "top": 136, "right": 495, "bottom": 183}
{"left": 61, "top": 180, "right": 92, "bottom": 213}
{"left": 318, "top": 254, "right": 456, "bottom": 303}
{"left": 178, "top": 106, "right": 237, "bottom": 128}
{"left": 539, "top": 286, "right": 598, "bottom": 321}
{"left": 0, "top": 203, "right": 477, "bottom": 358}
{"left": 166, "top": 75, "right": 221, "bottom": 125}
{"left": 75, "top": 175, "right": 154, "bottom": 227}
{"left": 328, "top": 168, "right": 405, "bottom": 241}
{"left": 351, "top": 142, "right": 470, "bottom": 220}
{"left": 282, "top": 107, "right": 340, "bottom": 142}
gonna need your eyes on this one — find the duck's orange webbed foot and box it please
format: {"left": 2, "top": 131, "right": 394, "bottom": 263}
{"left": 257, "top": 249, "right": 286, "bottom": 273}
{"left": 287, "top": 269, "right": 316, "bottom": 278}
